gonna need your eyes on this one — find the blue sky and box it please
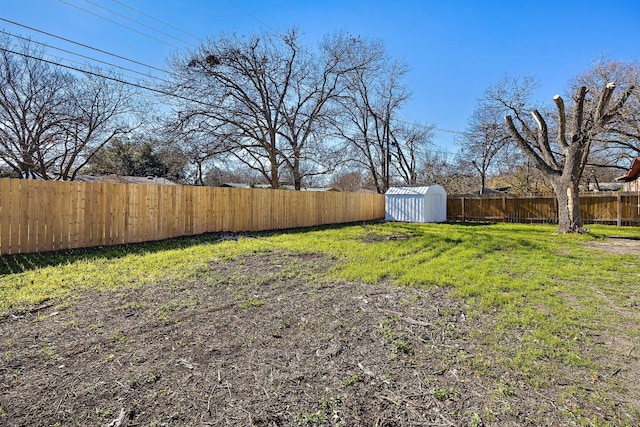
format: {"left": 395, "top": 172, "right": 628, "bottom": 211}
{"left": 1, "top": 0, "right": 639, "bottom": 153}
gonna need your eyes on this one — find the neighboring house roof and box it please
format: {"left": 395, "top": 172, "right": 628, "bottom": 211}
{"left": 90, "top": 175, "right": 178, "bottom": 185}
{"left": 220, "top": 183, "right": 338, "bottom": 191}
{"left": 20, "top": 172, "right": 177, "bottom": 185}
{"left": 220, "top": 183, "right": 268, "bottom": 189}
{"left": 588, "top": 182, "right": 623, "bottom": 191}
{"left": 616, "top": 157, "right": 640, "bottom": 182}
{"left": 471, "top": 187, "right": 511, "bottom": 195}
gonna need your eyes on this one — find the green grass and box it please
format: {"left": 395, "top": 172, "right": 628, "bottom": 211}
{"left": 2, "top": 221, "right": 640, "bottom": 391}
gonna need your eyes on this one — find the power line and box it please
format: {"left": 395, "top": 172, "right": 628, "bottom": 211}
{"left": 0, "top": 17, "right": 169, "bottom": 75}
{"left": 434, "top": 128, "right": 464, "bottom": 134}
{"left": 57, "top": 0, "right": 187, "bottom": 52}
{"left": 1, "top": 30, "right": 173, "bottom": 86}
{"left": 109, "top": 0, "right": 202, "bottom": 42}
{"left": 0, "top": 46, "right": 214, "bottom": 109}
{"left": 80, "top": 0, "right": 193, "bottom": 47}
{"left": 396, "top": 116, "right": 464, "bottom": 135}
{"left": 226, "top": 0, "right": 273, "bottom": 31}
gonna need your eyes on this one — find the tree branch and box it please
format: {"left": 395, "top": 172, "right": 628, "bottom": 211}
{"left": 505, "top": 115, "right": 558, "bottom": 176}
{"left": 553, "top": 95, "right": 568, "bottom": 147}
{"left": 570, "top": 86, "right": 588, "bottom": 139}
{"left": 531, "top": 109, "right": 559, "bottom": 169}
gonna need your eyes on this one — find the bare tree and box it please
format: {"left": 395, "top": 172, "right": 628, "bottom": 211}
{"left": 503, "top": 81, "right": 634, "bottom": 233}
{"left": 335, "top": 47, "right": 432, "bottom": 193}
{"left": 168, "top": 31, "right": 285, "bottom": 187}
{"left": 168, "top": 28, "right": 375, "bottom": 189}
{"left": 0, "top": 38, "right": 143, "bottom": 180}
{"left": 457, "top": 97, "right": 512, "bottom": 193}
{"left": 392, "top": 122, "right": 435, "bottom": 185}
{"left": 571, "top": 60, "right": 640, "bottom": 172}
{"left": 0, "top": 38, "right": 71, "bottom": 177}
{"left": 177, "top": 135, "right": 228, "bottom": 185}
{"left": 276, "top": 32, "right": 370, "bottom": 189}
{"left": 418, "top": 150, "right": 477, "bottom": 194}
{"left": 330, "top": 169, "right": 367, "bottom": 192}
{"left": 56, "top": 70, "right": 142, "bottom": 180}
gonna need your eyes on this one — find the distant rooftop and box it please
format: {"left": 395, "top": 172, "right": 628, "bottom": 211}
{"left": 219, "top": 183, "right": 338, "bottom": 191}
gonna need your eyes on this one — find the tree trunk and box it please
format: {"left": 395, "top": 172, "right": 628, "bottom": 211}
{"left": 293, "top": 156, "right": 302, "bottom": 190}
{"left": 552, "top": 179, "right": 585, "bottom": 233}
{"left": 270, "top": 167, "right": 279, "bottom": 189}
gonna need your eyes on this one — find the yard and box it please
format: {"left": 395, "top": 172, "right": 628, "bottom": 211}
{"left": 1, "top": 222, "right": 639, "bottom": 426}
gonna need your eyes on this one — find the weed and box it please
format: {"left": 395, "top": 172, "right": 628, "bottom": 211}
{"left": 118, "top": 301, "right": 145, "bottom": 311}
{"left": 320, "top": 396, "right": 341, "bottom": 411}
{"left": 240, "top": 298, "right": 264, "bottom": 309}
{"left": 94, "top": 406, "right": 113, "bottom": 419}
{"left": 343, "top": 372, "right": 364, "bottom": 387}
{"left": 468, "top": 412, "right": 484, "bottom": 427}
{"left": 146, "top": 368, "right": 161, "bottom": 384}
{"left": 295, "top": 411, "right": 327, "bottom": 425}
{"left": 391, "top": 338, "right": 413, "bottom": 355}
{"left": 430, "top": 387, "right": 458, "bottom": 401}
{"left": 278, "top": 321, "right": 291, "bottom": 329}
{"left": 88, "top": 322, "right": 104, "bottom": 333}
{"left": 109, "top": 329, "right": 126, "bottom": 343}
{"left": 33, "top": 312, "right": 48, "bottom": 322}
{"left": 493, "top": 382, "right": 516, "bottom": 398}
{"left": 377, "top": 316, "right": 413, "bottom": 356}
{"left": 40, "top": 347, "right": 59, "bottom": 361}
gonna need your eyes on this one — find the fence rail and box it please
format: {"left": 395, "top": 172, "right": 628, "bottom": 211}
{"left": 0, "top": 178, "right": 385, "bottom": 255}
{"left": 447, "top": 192, "right": 640, "bottom": 226}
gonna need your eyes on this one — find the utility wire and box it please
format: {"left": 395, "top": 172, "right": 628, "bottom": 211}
{"left": 57, "top": 0, "right": 187, "bottom": 52}
{"left": 1, "top": 30, "right": 173, "bottom": 86}
{"left": 0, "top": 46, "right": 214, "bottom": 109}
{"left": 0, "top": 17, "right": 169, "bottom": 75}
{"left": 226, "top": 0, "right": 273, "bottom": 31}
{"left": 81, "top": 0, "right": 192, "bottom": 47}
{"left": 109, "top": 0, "right": 202, "bottom": 42}
{"left": 435, "top": 128, "right": 464, "bottom": 134}
{"left": 41, "top": 50, "right": 166, "bottom": 89}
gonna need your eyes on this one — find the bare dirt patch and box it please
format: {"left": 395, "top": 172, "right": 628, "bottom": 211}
{"left": 1, "top": 251, "right": 639, "bottom": 426}
{"left": 585, "top": 236, "right": 640, "bottom": 256}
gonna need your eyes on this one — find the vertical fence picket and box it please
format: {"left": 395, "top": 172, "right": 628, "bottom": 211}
{"left": 9, "top": 179, "right": 22, "bottom": 253}
{"left": 0, "top": 179, "right": 11, "bottom": 255}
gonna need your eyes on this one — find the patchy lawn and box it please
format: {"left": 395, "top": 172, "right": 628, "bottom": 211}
{"left": 1, "top": 222, "right": 639, "bottom": 426}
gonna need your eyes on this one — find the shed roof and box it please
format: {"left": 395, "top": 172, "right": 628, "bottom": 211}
{"left": 385, "top": 185, "right": 446, "bottom": 196}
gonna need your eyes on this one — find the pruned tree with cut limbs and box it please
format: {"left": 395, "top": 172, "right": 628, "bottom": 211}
{"left": 504, "top": 82, "right": 634, "bottom": 233}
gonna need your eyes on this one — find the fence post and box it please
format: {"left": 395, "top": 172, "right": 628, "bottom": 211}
{"left": 617, "top": 192, "right": 622, "bottom": 227}
{"left": 461, "top": 197, "right": 465, "bottom": 222}
{"left": 502, "top": 196, "right": 507, "bottom": 222}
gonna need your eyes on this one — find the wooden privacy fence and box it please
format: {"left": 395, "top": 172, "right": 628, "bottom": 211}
{"left": 447, "top": 192, "right": 640, "bottom": 226}
{"left": 0, "top": 178, "right": 385, "bottom": 256}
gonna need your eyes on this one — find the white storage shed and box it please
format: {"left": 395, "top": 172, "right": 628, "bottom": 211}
{"left": 385, "top": 185, "right": 447, "bottom": 223}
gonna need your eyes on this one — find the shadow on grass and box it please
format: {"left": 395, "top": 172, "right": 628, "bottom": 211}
{"left": 0, "top": 222, "right": 371, "bottom": 276}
